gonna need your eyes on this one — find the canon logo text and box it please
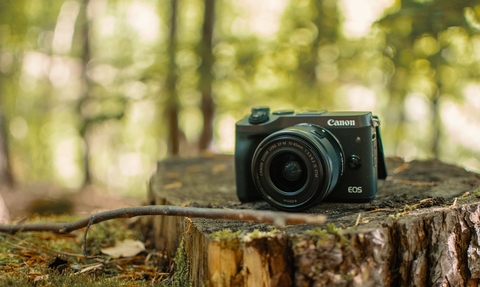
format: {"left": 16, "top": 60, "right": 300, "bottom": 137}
{"left": 327, "top": 119, "right": 356, "bottom": 127}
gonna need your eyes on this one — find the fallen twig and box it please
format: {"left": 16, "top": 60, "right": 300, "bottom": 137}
{"left": 355, "top": 213, "right": 361, "bottom": 226}
{"left": 0, "top": 205, "right": 327, "bottom": 258}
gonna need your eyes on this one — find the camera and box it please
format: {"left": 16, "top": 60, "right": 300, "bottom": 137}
{"left": 235, "top": 107, "right": 387, "bottom": 211}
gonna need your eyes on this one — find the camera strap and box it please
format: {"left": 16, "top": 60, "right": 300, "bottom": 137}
{"left": 373, "top": 116, "right": 388, "bottom": 179}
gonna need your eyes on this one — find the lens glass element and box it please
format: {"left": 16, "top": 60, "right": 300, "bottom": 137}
{"left": 270, "top": 152, "right": 307, "bottom": 192}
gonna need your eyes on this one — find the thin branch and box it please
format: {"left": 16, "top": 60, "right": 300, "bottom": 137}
{"left": 0, "top": 205, "right": 327, "bottom": 258}
{"left": 0, "top": 206, "right": 327, "bottom": 233}
{"left": 83, "top": 218, "right": 99, "bottom": 259}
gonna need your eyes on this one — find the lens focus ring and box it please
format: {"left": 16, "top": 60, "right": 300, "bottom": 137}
{"left": 251, "top": 124, "right": 344, "bottom": 211}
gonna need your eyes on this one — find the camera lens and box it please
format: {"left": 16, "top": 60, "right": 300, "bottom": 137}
{"left": 282, "top": 158, "right": 302, "bottom": 181}
{"left": 270, "top": 153, "right": 307, "bottom": 192}
{"left": 251, "top": 124, "right": 344, "bottom": 211}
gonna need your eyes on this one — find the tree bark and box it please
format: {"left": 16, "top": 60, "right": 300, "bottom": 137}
{"left": 149, "top": 156, "right": 480, "bottom": 286}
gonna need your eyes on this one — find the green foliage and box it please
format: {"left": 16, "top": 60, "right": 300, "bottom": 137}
{"left": 374, "top": 0, "right": 480, "bottom": 161}
{"left": 0, "top": 0, "right": 479, "bottom": 195}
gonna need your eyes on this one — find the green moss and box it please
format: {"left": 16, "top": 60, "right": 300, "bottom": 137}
{"left": 210, "top": 227, "right": 286, "bottom": 249}
{"left": 346, "top": 225, "right": 358, "bottom": 231}
{"left": 267, "top": 225, "right": 281, "bottom": 234}
{"left": 306, "top": 223, "right": 342, "bottom": 236}
{"left": 388, "top": 212, "right": 405, "bottom": 220}
{"left": 473, "top": 189, "right": 480, "bottom": 198}
{"left": 305, "top": 223, "right": 349, "bottom": 247}
{"left": 209, "top": 229, "right": 241, "bottom": 241}
{"left": 305, "top": 227, "right": 328, "bottom": 237}
{"left": 208, "top": 229, "right": 242, "bottom": 250}
{"left": 0, "top": 236, "right": 23, "bottom": 265}
{"left": 0, "top": 270, "right": 156, "bottom": 287}
{"left": 454, "top": 189, "right": 480, "bottom": 202}
{"left": 247, "top": 229, "right": 280, "bottom": 239}
{"left": 166, "top": 239, "right": 192, "bottom": 287}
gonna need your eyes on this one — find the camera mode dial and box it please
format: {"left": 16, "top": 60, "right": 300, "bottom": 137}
{"left": 249, "top": 107, "right": 270, "bottom": 124}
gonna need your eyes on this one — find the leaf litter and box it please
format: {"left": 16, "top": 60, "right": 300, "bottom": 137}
{"left": 101, "top": 239, "right": 145, "bottom": 258}
{"left": 0, "top": 215, "right": 172, "bottom": 286}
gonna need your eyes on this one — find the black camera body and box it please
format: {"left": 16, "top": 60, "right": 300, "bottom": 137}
{"left": 235, "top": 107, "right": 387, "bottom": 211}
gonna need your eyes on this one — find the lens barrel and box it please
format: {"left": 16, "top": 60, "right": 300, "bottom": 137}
{"left": 251, "top": 124, "right": 344, "bottom": 211}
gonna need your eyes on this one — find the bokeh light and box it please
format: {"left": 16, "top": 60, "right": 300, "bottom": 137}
{"left": 1, "top": 0, "right": 479, "bottom": 200}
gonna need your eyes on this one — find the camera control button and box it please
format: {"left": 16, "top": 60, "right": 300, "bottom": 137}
{"left": 272, "top": 109, "right": 294, "bottom": 115}
{"left": 249, "top": 107, "right": 270, "bottom": 124}
{"left": 347, "top": 155, "right": 362, "bottom": 169}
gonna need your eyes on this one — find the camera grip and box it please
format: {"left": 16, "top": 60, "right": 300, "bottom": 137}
{"left": 234, "top": 140, "right": 262, "bottom": 202}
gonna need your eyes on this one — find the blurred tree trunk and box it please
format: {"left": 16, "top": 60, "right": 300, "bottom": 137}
{"left": 78, "top": 0, "right": 93, "bottom": 186}
{"left": 166, "top": 0, "right": 180, "bottom": 155}
{"left": 197, "top": 0, "right": 215, "bottom": 151}
{"left": 306, "top": 1, "right": 338, "bottom": 85}
{"left": 431, "top": 98, "right": 441, "bottom": 157}
{"left": 0, "top": 37, "right": 14, "bottom": 187}
{"left": 431, "top": 80, "right": 444, "bottom": 158}
{"left": 0, "top": 97, "right": 14, "bottom": 187}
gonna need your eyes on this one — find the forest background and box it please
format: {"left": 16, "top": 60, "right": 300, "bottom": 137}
{"left": 0, "top": 0, "right": 479, "bottom": 198}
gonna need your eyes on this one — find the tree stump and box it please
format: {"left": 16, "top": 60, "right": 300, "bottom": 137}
{"left": 148, "top": 155, "right": 480, "bottom": 287}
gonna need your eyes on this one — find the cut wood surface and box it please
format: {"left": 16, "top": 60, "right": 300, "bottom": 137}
{"left": 148, "top": 155, "right": 480, "bottom": 287}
